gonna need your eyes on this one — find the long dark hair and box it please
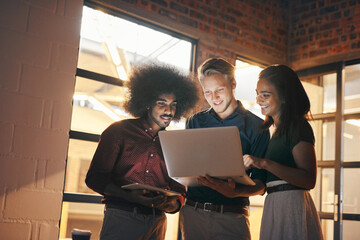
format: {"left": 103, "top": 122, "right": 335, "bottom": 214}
{"left": 259, "top": 65, "right": 311, "bottom": 136}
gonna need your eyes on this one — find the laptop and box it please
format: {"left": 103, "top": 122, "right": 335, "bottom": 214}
{"left": 158, "top": 126, "right": 255, "bottom": 186}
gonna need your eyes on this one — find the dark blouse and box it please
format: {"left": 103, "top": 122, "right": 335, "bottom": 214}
{"left": 265, "top": 118, "right": 315, "bottom": 183}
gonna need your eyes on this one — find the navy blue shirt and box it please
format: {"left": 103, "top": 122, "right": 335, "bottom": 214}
{"left": 186, "top": 101, "right": 270, "bottom": 205}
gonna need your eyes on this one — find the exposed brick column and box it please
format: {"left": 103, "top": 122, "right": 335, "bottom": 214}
{"left": 0, "top": 0, "right": 83, "bottom": 239}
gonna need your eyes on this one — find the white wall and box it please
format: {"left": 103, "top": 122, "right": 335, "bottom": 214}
{"left": 0, "top": 0, "right": 83, "bottom": 239}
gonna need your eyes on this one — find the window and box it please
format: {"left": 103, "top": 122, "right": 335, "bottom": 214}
{"left": 234, "top": 58, "right": 264, "bottom": 118}
{"left": 59, "top": 4, "right": 196, "bottom": 240}
{"left": 235, "top": 58, "right": 264, "bottom": 238}
{"left": 235, "top": 59, "right": 360, "bottom": 240}
{"left": 298, "top": 60, "right": 360, "bottom": 240}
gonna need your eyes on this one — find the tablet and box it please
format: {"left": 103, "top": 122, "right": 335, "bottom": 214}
{"left": 158, "top": 126, "right": 255, "bottom": 186}
{"left": 121, "top": 183, "right": 181, "bottom": 197}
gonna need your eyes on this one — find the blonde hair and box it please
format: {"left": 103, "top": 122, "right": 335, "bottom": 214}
{"left": 197, "top": 58, "right": 235, "bottom": 84}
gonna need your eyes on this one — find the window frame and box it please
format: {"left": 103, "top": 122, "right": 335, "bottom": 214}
{"left": 297, "top": 59, "right": 360, "bottom": 240}
{"left": 61, "top": 0, "right": 198, "bottom": 216}
{"left": 234, "top": 56, "right": 360, "bottom": 239}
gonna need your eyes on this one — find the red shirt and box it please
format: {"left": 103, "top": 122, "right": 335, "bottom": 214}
{"left": 86, "top": 117, "right": 186, "bottom": 205}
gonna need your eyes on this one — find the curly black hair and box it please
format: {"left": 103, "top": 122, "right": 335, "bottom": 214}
{"left": 124, "top": 64, "right": 199, "bottom": 120}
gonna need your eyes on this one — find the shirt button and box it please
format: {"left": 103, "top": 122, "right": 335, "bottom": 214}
{"left": 146, "top": 170, "right": 149, "bottom": 173}
{"left": 145, "top": 129, "right": 148, "bottom": 132}
{"left": 150, "top": 153, "right": 154, "bottom": 157}
{"left": 153, "top": 138, "right": 156, "bottom": 142}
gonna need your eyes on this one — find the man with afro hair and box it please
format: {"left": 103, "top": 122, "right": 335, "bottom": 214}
{"left": 86, "top": 64, "right": 198, "bottom": 240}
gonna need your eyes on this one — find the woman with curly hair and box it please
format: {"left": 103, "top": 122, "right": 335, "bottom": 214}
{"left": 86, "top": 63, "right": 199, "bottom": 240}
{"left": 243, "top": 65, "right": 323, "bottom": 240}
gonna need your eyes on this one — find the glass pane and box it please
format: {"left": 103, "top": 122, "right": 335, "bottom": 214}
{"left": 344, "top": 118, "right": 360, "bottom": 162}
{"left": 312, "top": 168, "right": 322, "bottom": 210}
{"left": 344, "top": 64, "right": 360, "bottom": 114}
{"left": 59, "top": 202, "right": 104, "bottom": 240}
{"left": 165, "top": 213, "right": 180, "bottom": 240}
{"left": 71, "top": 76, "right": 131, "bottom": 134}
{"left": 309, "top": 120, "right": 323, "bottom": 161}
{"left": 309, "top": 120, "right": 324, "bottom": 209}
{"left": 234, "top": 60, "right": 263, "bottom": 119}
{"left": 78, "top": 6, "right": 193, "bottom": 79}
{"left": 311, "top": 117, "right": 360, "bottom": 163}
{"left": 322, "top": 121, "right": 335, "bottom": 161}
{"left": 64, "top": 139, "right": 99, "bottom": 194}
{"left": 302, "top": 77, "right": 324, "bottom": 115}
{"left": 343, "top": 220, "right": 360, "bottom": 240}
{"left": 248, "top": 206, "right": 264, "bottom": 240}
{"left": 301, "top": 72, "right": 336, "bottom": 114}
{"left": 343, "top": 169, "right": 360, "bottom": 214}
{"left": 235, "top": 59, "right": 267, "bottom": 238}
{"left": 322, "top": 73, "right": 337, "bottom": 113}
{"left": 321, "top": 168, "right": 334, "bottom": 212}
{"left": 321, "top": 219, "right": 334, "bottom": 240}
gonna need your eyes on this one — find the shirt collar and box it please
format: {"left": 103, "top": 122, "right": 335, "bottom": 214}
{"left": 209, "top": 100, "right": 247, "bottom": 120}
{"left": 140, "top": 117, "right": 165, "bottom": 136}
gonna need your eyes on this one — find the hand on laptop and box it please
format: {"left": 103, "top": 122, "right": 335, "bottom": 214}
{"left": 243, "top": 154, "right": 264, "bottom": 170}
{"left": 197, "top": 175, "right": 237, "bottom": 198}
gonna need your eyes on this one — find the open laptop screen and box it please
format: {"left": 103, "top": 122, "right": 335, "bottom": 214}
{"left": 159, "top": 126, "right": 255, "bottom": 186}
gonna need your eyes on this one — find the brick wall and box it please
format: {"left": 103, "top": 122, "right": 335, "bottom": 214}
{"left": 290, "top": 0, "right": 360, "bottom": 70}
{"left": 94, "top": 0, "right": 289, "bottom": 67}
{"left": 98, "top": 0, "right": 360, "bottom": 69}
{"left": 95, "top": 0, "right": 360, "bottom": 70}
{"left": 1, "top": 0, "right": 359, "bottom": 239}
{"left": 0, "top": 0, "right": 83, "bottom": 239}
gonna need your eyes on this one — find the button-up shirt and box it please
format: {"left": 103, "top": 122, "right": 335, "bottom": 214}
{"left": 86, "top": 117, "right": 186, "bottom": 205}
{"left": 186, "top": 101, "right": 270, "bottom": 205}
